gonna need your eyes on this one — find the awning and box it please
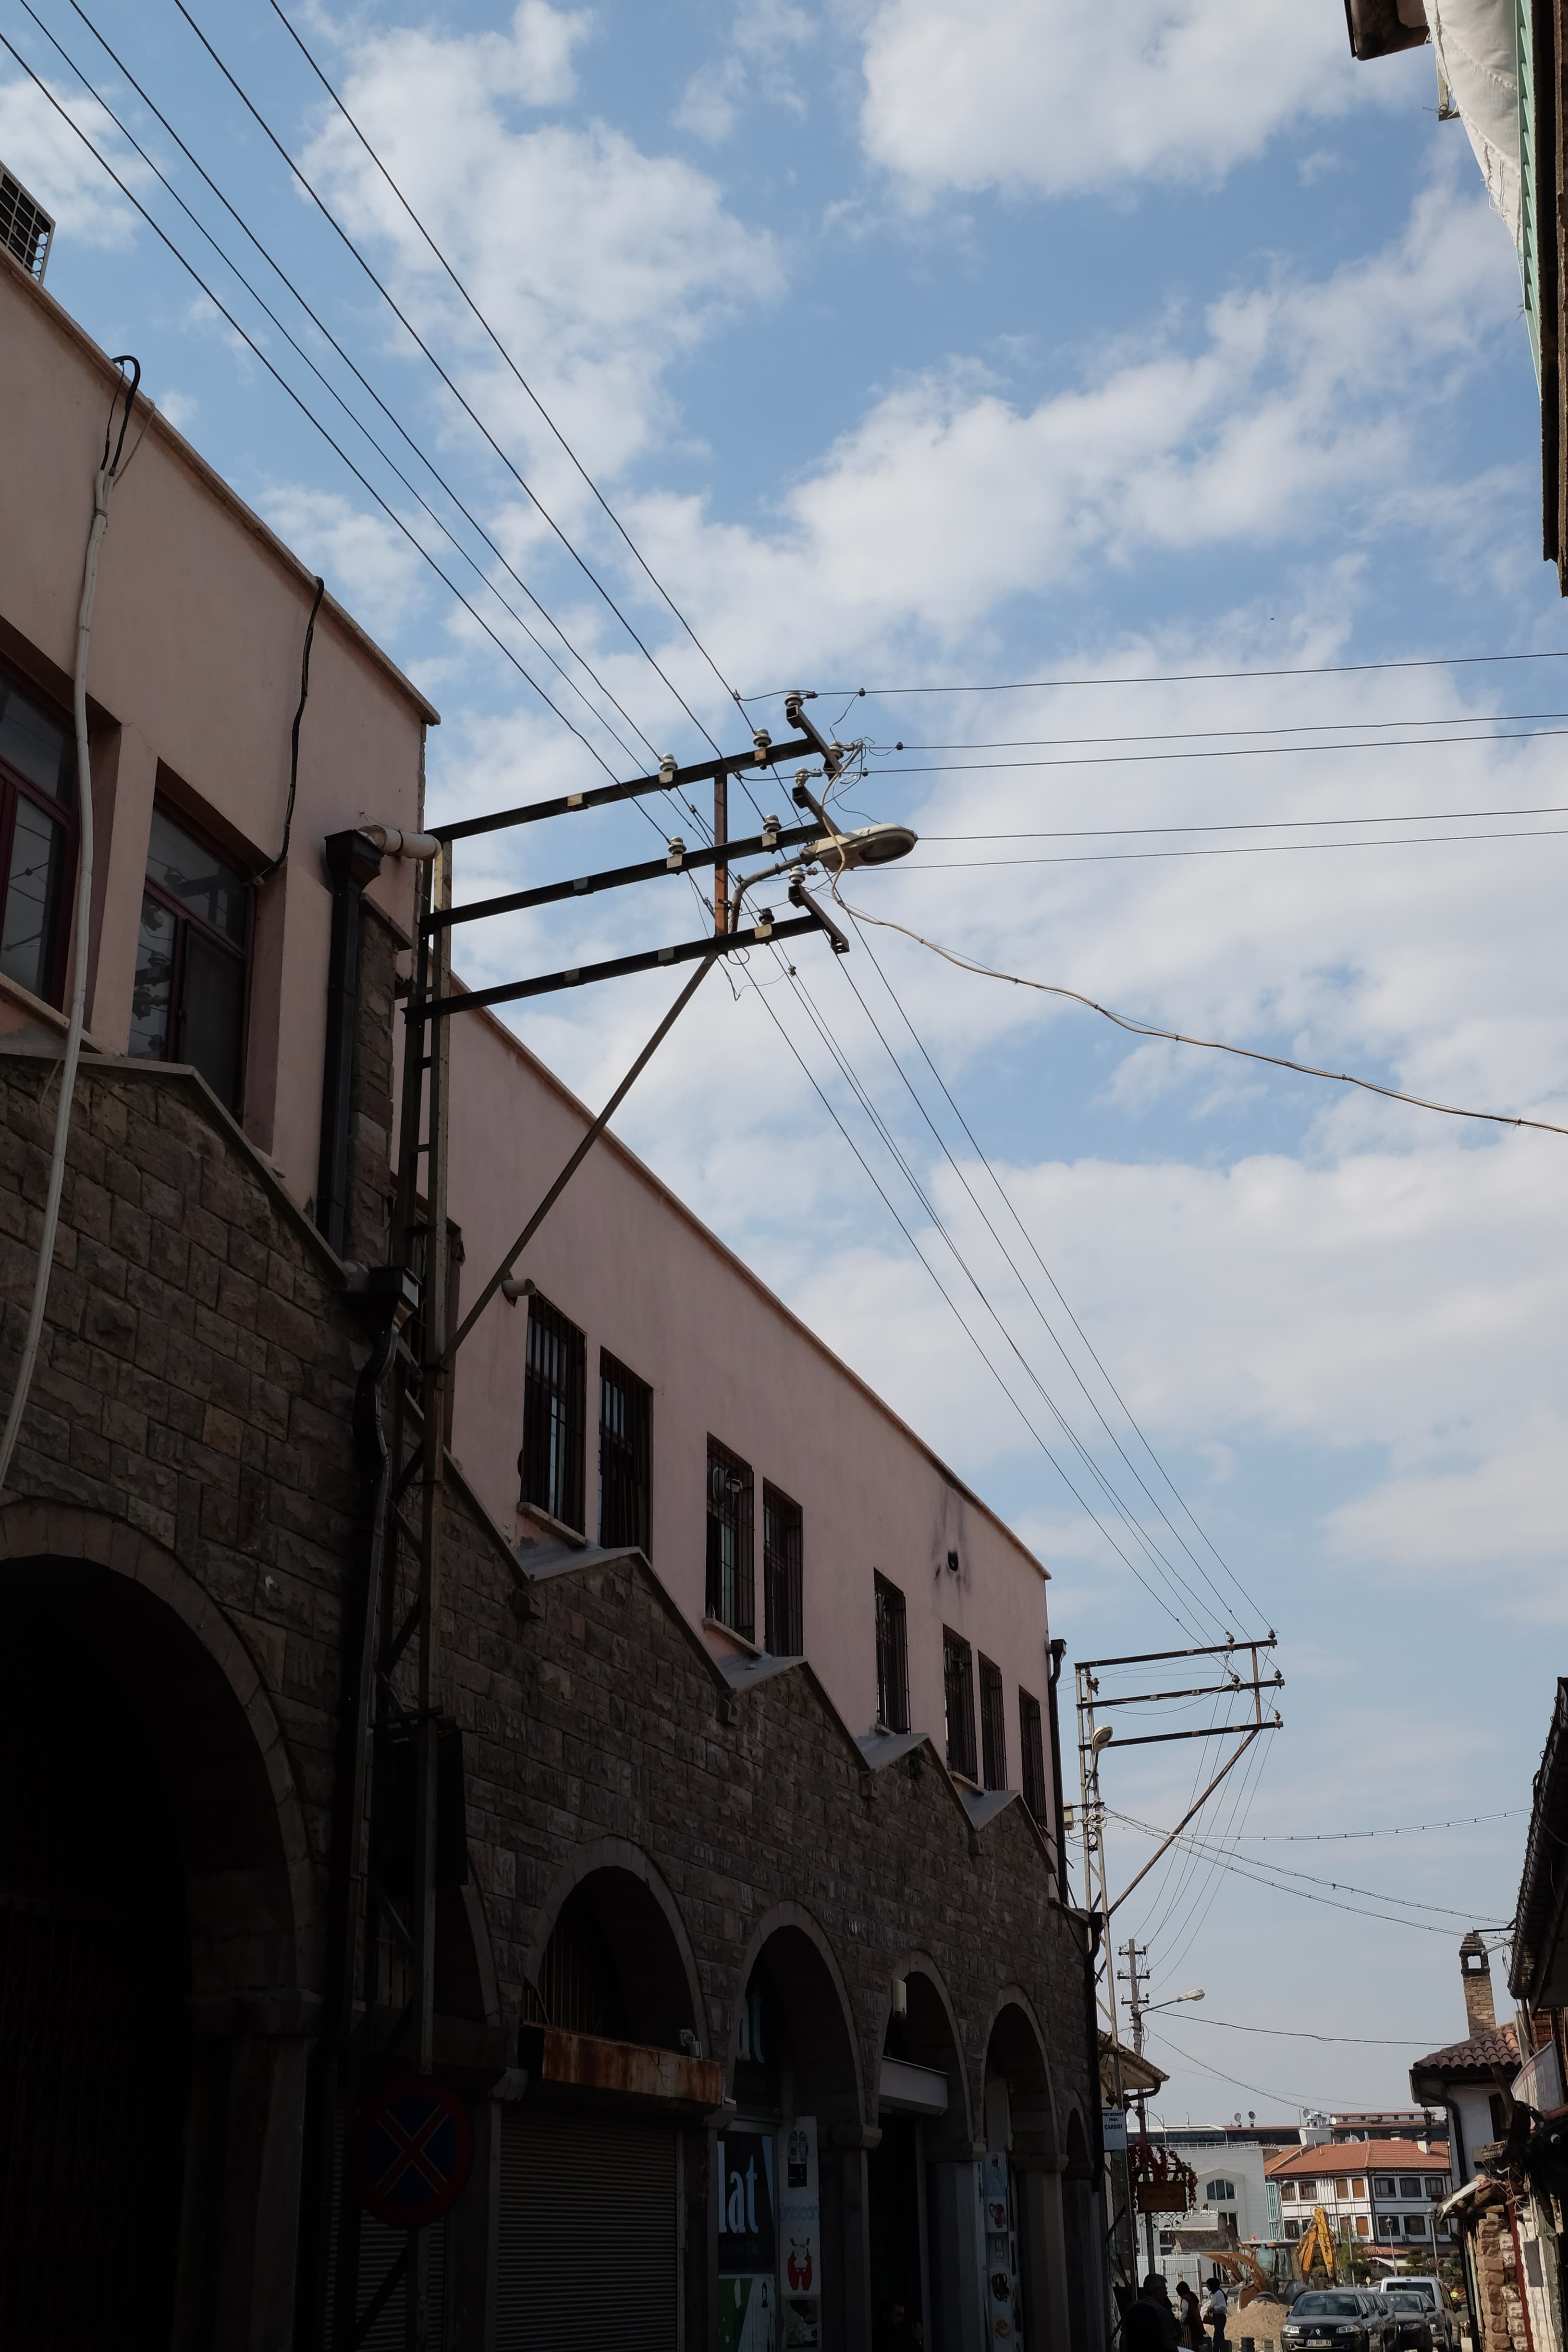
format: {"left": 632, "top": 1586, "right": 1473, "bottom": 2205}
{"left": 1439, "top": 2174, "right": 1506, "bottom": 2226}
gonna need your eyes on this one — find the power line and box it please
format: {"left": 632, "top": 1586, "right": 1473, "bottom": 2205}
{"left": 1111, "top": 1810, "right": 1512, "bottom": 1932}
{"left": 1144, "top": 2023, "right": 1322, "bottom": 2113}
{"left": 264, "top": 0, "right": 746, "bottom": 723}
{"left": 1176, "top": 2016, "right": 1452, "bottom": 2047}
{"left": 873, "top": 709, "right": 1568, "bottom": 751}
{"left": 826, "top": 937, "right": 1257, "bottom": 1635}
{"left": 174, "top": 0, "right": 729, "bottom": 757}
{"left": 839, "top": 906, "right": 1263, "bottom": 1629}
{"left": 921, "top": 800, "right": 1568, "bottom": 842}
{"left": 867, "top": 722, "right": 1568, "bottom": 779}
{"left": 1234, "top": 1810, "right": 1528, "bottom": 1843}
{"left": 743, "top": 963, "right": 1216, "bottom": 1642}
{"left": 745, "top": 649, "right": 1568, "bottom": 698}
{"left": 897, "top": 824, "right": 1568, "bottom": 871}
{"left": 33, "top": 0, "right": 658, "bottom": 775}
{"left": 834, "top": 902, "right": 1568, "bottom": 1141}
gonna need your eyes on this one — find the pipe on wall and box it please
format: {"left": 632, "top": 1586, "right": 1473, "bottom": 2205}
{"left": 317, "top": 829, "right": 386, "bottom": 1258}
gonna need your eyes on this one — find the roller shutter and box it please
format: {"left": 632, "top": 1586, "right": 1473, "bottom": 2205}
{"left": 498, "top": 2105, "right": 678, "bottom": 2349}
{"left": 322, "top": 2117, "right": 448, "bottom": 2350}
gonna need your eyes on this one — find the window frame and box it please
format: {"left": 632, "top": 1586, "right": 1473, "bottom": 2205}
{"left": 943, "top": 1627, "right": 978, "bottom": 1782}
{"left": 598, "top": 1348, "right": 651, "bottom": 1555}
{"left": 0, "top": 666, "right": 77, "bottom": 1010}
{"left": 131, "top": 797, "right": 251, "bottom": 1112}
{"left": 874, "top": 1572, "right": 909, "bottom": 1733}
{"left": 704, "top": 1436, "right": 754, "bottom": 1642}
{"left": 761, "top": 1481, "right": 803, "bottom": 1657}
{"left": 978, "top": 1654, "right": 1007, "bottom": 1791}
{"left": 1018, "top": 1688, "right": 1048, "bottom": 1825}
{"left": 519, "top": 1292, "right": 587, "bottom": 1531}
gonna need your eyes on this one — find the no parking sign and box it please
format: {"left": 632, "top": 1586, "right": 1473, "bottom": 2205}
{"left": 352, "top": 2078, "right": 474, "bottom": 2230}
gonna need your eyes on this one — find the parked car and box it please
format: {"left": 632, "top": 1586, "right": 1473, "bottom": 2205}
{"left": 1380, "top": 2278, "right": 1454, "bottom": 2349}
{"left": 1281, "top": 2289, "right": 1398, "bottom": 2352}
{"left": 1384, "top": 2289, "right": 1434, "bottom": 2350}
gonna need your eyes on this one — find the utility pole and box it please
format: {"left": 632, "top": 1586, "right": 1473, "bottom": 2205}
{"left": 329, "top": 707, "right": 911, "bottom": 2350}
{"left": 1120, "top": 1937, "right": 1155, "bottom": 2278}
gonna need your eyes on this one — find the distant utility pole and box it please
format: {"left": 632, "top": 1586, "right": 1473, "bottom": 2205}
{"left": 1119, "top": 1938, "right": 1155, "bottom": 2276}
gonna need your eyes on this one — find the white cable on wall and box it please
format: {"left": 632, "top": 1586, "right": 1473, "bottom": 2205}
{"left": 0, "top": 358, "right": 139, "bottom": 1495}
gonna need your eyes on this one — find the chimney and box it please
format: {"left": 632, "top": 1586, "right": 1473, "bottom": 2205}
{"left": 1460, "top": 1930, "right": 1496, "bottom": 2034}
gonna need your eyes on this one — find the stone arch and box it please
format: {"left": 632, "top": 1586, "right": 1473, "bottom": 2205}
{"left": 0, "top": 1501, "right": 315, "bottom": 1997}
{"left": 878, "top": 1947, "right": 974, "bottom": 2155}
{"left": 525, "top": 1835, "right": 706, "bottom": 2054}
{"left": 981, "top": 1985, "right": 1060, "bottom": 2160}
{"left": 729, "top": 1899, "right": 865, "bottom": 2130}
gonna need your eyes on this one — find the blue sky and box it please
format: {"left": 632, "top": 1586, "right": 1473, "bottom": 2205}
{"left": 6, "top": 0, "right": 1564, "bottom": 2122}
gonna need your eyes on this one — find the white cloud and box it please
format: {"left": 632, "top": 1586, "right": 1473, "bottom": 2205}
{"left": 0, "top": 66, "right": 154, "bottom": 249}
{"left": 858, "top": 0, "right": 1421, "bottom": 199}
{"left": 674, "top": 0, "right": 816, "bottom": 143}
{"left": 258, "top": 484, "right": 428, "bottom": 634}
{"left": 299, "top": 4, "right": 780, "bottom": 496}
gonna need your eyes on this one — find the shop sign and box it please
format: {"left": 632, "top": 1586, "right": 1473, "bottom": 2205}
{"left": 779, "top": 2117, "right": 821, "bottom": 2349}
{"left": 720, "top": 2131, "right": 778, "bottom": 2352}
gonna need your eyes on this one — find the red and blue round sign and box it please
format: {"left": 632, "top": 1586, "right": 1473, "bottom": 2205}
{"left": 352, "top": 2077, "right": 474, "bottom": 2230}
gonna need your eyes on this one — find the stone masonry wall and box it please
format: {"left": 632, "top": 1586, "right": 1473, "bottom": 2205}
{"left": 0, "top": 1041, "right": 1096, "bottom": 2141}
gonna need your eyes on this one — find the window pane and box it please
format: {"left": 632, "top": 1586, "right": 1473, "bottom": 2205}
{"left": 704, "top": 1438, "right": 753, "bottom": 1639}
{"left": 129, "top": 890, "right": 175, "bottom": 1061}
{"left": 180, "top": 928, "right": 245, "bottom": 1111}
{"left": 979, "top": 1657, "right": 1006, "bottom": 1790}
{"left": 521, "top": 1295, "right": 587, "bottom": 1530}
{"left": 0, "top": 680, "right": 73, "bottom": 801}
{"left": 598, "top": 1351, "right": 651, "bottom": 1554}
{"left": 762, "top": 1483, "right": 802, "bottom": 1656}
{"left": 146, "top": 807, "right": 246, "bottom": 944}
{"left": 875, "top": 1574, "right": 908, "bottom": 1732}
{"left": 0, "top": 795, "right": 64, "bottom": 998}
{"left": 943, "top": 1629, "right": 976, "bottom": 1780}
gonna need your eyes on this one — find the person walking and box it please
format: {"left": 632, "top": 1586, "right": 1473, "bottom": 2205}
{"left": 1205, "top": 2277, "right": 1229, "bottom": 2348}
{"left": 1124, "top": 2275, "right": 1179, "bottom": 2350}
{"left": 1176, "top": 2278, "right": 1205, "bottom": 2347}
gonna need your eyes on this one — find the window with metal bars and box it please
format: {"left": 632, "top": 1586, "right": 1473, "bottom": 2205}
{"left": 1018, "top": 1689, "right": 1049, "bottom": 1826}
{"left": 0, "top": 166, "right": 54, "bottom": 280}
{"left": 762, "top": 1483, "right": 803, "bottom": 1656}
{"left": 519, "top": 1294, "right": 586, "bottom": 1531}
{"left": 979, "top": 1655, "right": 1007, "bottom": 1790}
{"left": 598, "top": 1350, "right": 651, "bottom": 1554}
{"left": 874, "top": 1573, "right": 908, "bottom": 1732}
{"left": 943, "top": 1629, "right": 977, "bottom": 1781}
{"left": 704, "top": 1437, "right": 753, "bottom": 1640}
{"left": 128, "top": 803, "right": 249, "bottom": 1113}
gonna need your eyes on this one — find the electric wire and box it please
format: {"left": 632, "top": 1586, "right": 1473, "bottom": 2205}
{"left": 1114, "top": 1816, "right": 1511, "bottom": 1935}
{"left": 1176, "top": 2017, "right": 1454, "bottom": 2047}
{"left": 869, "top": 723, "right": 1568, "bottom": 778}
{"left": 896, "top": 824, "right": 1568, "bottom": 870}
{"left": 43, "top": 0, "right": 661, "bottom": 776}
{"left": 264, "top": 0, "right": 748, "bottom": 725}
{"left": 744, "top": 648, "right": 1568, "bottom": 698}
{"left": 1143, "top": 2024, "right": 1321, "bottom": 2113}
{"left": 0, "top": 31, "right": 627, "bottom": 783}
{"left": 173, "top": 0, "right": 730, "bottom": 759}
{"left": 921, "top": 800, "right": 1568, "bottom": 842}
{"left": 834, "top": 903, "right": 1568, "bottom": 1140}
{"left": 1114, "top": 1815, "right": 1509, "bottom": 1921}
{"left": 1235, "top": 1810, "right": 1528, "bottom": 1842}
{"left": 776, "top": 954, "right": 1231, "bottom": 1641}
{"left": 878, "top": 709, "right": 1568, "bottom": 750}
{"left": 838, "top": 909, "right": 1267, "bottom": 1632}
{"left": 1146, "top": 1734, "right": 1272, "bottom": 1986}
{"left": 744, "top": 965, "right": 1215, "bottom": 1642}
{"left": 839, "top": 906, "right": 1262, "bottom": 1626}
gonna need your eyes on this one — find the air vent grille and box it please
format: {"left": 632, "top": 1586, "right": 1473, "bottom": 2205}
{"left": 0, "top": 165, "right": 55, "bottom": 282}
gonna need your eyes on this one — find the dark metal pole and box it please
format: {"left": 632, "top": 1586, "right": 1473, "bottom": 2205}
{"left": 317, "top": 831, "right": 385, "bottom": 1254}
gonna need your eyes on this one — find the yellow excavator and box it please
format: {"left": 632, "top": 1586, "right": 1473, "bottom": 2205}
{"left": 1297, "top": 2205, "right": 1338, "bottom": 2285}
{"left": 1207, "top": 2243, "right": 1281, "bottom": 2309}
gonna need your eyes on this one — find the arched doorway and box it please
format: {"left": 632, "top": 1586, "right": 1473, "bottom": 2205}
{"left": 870, "top": 1962, "right": 973, "bottom": 2351}
{"left": 982, "top": 1998, "right": 1070, "bottom": 2350}
{"left": 726, "top": 1913, "right": 863, "bottom": 2352}
{"left": 499, "top": 1857, "right": 705, "bottom": 2351}
{"left": 0, "top": 1546, "right": 309, "bottom": 2351}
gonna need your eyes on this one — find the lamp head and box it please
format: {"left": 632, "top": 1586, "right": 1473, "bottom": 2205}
{"left": 805, "top": 821, "right": 918, "bottom": 874}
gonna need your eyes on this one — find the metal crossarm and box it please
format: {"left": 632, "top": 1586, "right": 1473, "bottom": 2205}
{"left": 426, "top": 821, "right": 819, "bottom": 932}
{"left": 422, "top": 915, "right": 819, "bottom": 1019}
{"left": 435, "top": 734, "right": 817, "bottom": 842}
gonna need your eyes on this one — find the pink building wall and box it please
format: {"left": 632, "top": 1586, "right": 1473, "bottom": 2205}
{"left": 0, "top": 253, "right": 1056, "bottom": 1793}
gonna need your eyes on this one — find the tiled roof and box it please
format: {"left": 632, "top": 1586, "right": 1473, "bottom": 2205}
{"left": 1265, "top": 2141, "right": 1450, "bottom": 2177}
{"left": 1410, "top": 2022, "right": 1519, "bottom": 2077}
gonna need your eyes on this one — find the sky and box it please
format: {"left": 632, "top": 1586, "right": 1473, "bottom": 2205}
{"left": 4, "top": 0, "right": 1564, "bottom": 2127}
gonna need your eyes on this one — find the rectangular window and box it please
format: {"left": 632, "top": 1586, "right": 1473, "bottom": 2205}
{"left": 979, "top": 1656, "right": 1006, "bottom": 1790}
{"left": 1374, "top": 2178, "right": 1396, "bottom": 2198}
{"left": 1018, "top": 1689, "right": 1048, "bottom": 1825}
{"left": 705, "top": 1437, "right": 753, "bottom": 1640}
{"left": 1404, "top": 2214, "right": 1428, "bottom": 2237}
{"left": 1355, "top": 2216, "right": 1370, "bottom": 2238}
{"left": 519, "top": 1294, "right": 586, "bottom": 1531}
{"left": 1351, "top": 2179, "right": 1367, "bottom": 2199}
{"left": 1281, "top": 2182, "right": 1297, "bottom": 2202}
{"left": 943, "top": 1629, "right": 977, "bottom": 1781}
{"left": 1398, "top": 2176, "right": 1420, "bottom": 2199}
{"left": 0, "top": 673, "right": 75, "bottom": 1008}
{"left": 874, "top": 1573, "right": 909, "bottom": 1732}
{"left": 1283, "top": 2218, "right": 1301, "bottom": 2241}
{"left": 762, "top": 1483, "right": 803, "bottom": 1656}
{"left": 1335, "top": 2178, "right": 1350, "bottom": 2199}
{"left": 1423, "top": 2175, "right": 1444, "bottom": 2198}
{"left": 128, "top": 804, "right": 249, "bottom": 1111}
{"left": 1378, "top": 2216, "right": 1399, "bottom": 2239}
{"left": 598, "top": 1350, "right": 651, "bottom": 1554}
